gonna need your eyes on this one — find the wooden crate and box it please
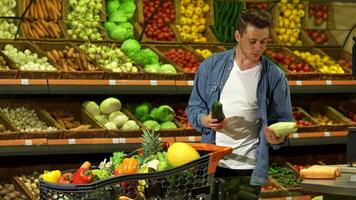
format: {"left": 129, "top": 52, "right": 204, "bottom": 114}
{"left": 176, "top": 0, "right": 214, "bottom": 26}
{"left": 319, "top": 48, "right": 352, "bottom": 71}
{"left": 20, "top": 19, "right": 68, "bottom": 40}
{"left": 19, "top": 0, "right": 63, "bottom": 20}
{"left": 0, "top": 112, "right": 19, "bottom": 140}
{"left": 152, "top": 44, "right": 203, "bottom": 80}
{"left": 0, "top": 41, "right": 62, "bottom": 79}
{"left": 135, "top": 22, "right": 181, "bottom": 43}
{"left": 293, "top": 106, "right": 321, "bottom": 133}
{"left": 0, "top": 100, "right": 63, "bottom": 139}
{"left": 33, "top": 41, "right": 105, "bottom": 80}
{"left": 303, "top": 29, "right": 340, "bottom": 47}
{"left": 0, "top": 51, "right": 18, "bottom": 79}
{"left": 39, "top": 101, "right": 107, "bottom": 139}
{"left": 304, "top": 2, "right": 334, "bottom": 30}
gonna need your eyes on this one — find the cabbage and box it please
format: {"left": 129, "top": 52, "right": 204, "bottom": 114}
{"left": 121, "top": 39, "right": 141, "bottom": 55}
{"left": 105, "top": 122, "right": 118, "bottom": 130}
{"left": 120, "top": 120, "right": 140, "bottom": 131}
{"left": 150, "top": 105, "right": 175, "bottom": 122}
{"left": 109, "top": 11, "right": 127, "bottom": 23}
{"left": 134, "top": 102, "right": 152, "bottom": 122}
{"left": 144, "top": 64, "right": 161, "bottom": 73}
{"left": 100, "top": 97, "right": 121, "bottom": 115}
{"left": 94, "top": 115, "right": 109, "bottom": 126}
{"left": 130, "top": 48, "right": 159, "bottom": 66}
{"left": 109, "top": 23, "right": 134, "bottom": 42}
{"left": 107, "top": 0, "right": 120, "bottom": 15}
{"left": 108, "top": 111, "right": 125, "bottom": 122}
{"left": 104, "top": 21, "right": 117, "bottom": 32}
{"left": 82, "top": 101, "right": 100, "bottom": 116}
{"left": 121, "top": 1, "right": 136, "bottom": 19}
{"left": 160, "top": 121, "right": 178, "bottom": 130}
{"left": 143, "top": 120, "right": 160, "bottom": 131}
{"left": 160, "top": 64, "right": 177, "bottom": 74}
{"left": 112, "top": 114, "right": 129, "bottom": 127}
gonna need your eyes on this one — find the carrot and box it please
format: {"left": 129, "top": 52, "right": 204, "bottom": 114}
{"left": 48, "top": 22, "right": 60, "bottom": 38}
{"left": 75, "top": 56, "right": 84, "bottom": 71}
{"left": 36, "top": 3, "right": 44, "bottom": 19}
{"left": 79, "top": 54, "right": 87, "bottom": 69}
{"left": 47, "top": 51, "right": 56, "bottom": 62}
{"left": 35, "top": 21, "right": 48, "bottom": 37}
{"left": 39, "top": 0, "right": 49, "bottom": 19}
{"left": 58, "top": 50, "right": 64, "bottom": 58}
{"left": 51, "top": 49, "right": 60, "bottom": 60}
{"left": 67, "top": 47, "right": 74, "bottom": 58}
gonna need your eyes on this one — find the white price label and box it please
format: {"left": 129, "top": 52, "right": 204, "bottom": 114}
{"left": 150, "top": 80, "right": 158, "bottom": 86}
{"left": 324, "top": 132, "right": 331, "bottom": 137}
{"left": 25, "top": 140, "right": 32, "bottom": 145}
{"left": 296, "top": 80, "right": 302, "bottom": 86}
{"left": 112, "top": 138, "right": 120, "bottom": 144}
{"left": 286, "top": 197, "right": 293, "bottom": 200}
{"left": 118, "top": 138, "right": 126, "bottom": 143}
{"left": 188, "top": 80, "right": 194, "bottom": 86}
{"left": 68, "top": 139, "right": 76, "bottom": 144}
{"left": 109, "top": 80, "right": 116, "bottom": 85}
{"left": 188, "top": 136, "right": 196, "bottom": 142}
{"left": 326, "top": 80, "right": 333, "bottom": 85}
{"left": 21, "top": 79, "right": 29, "bottom": 85}
{"left": 292, "top": 133, "right": 299, "bottom": 138}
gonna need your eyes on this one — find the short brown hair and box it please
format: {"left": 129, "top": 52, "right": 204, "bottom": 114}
{"left": 237, "top": 8, "right": 272, "bottom": 36}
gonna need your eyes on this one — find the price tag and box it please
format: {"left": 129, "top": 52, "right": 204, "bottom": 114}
{"left": 286, "top": 197, "right": 293, "bottom": 200}
{"left": 109, "top": 80, "right": 116, "bottom": 85}
{"left": 68, "top": 139, "right": 76, "bottom": 144}
{"left": 25, "top": 140, "right": 32, "bottom": 145}
{"left": 292, "top": 133, "right": 299, "bottom": 138}
{"left": 150, "top": 80, "right": 158, "bottom": 86}
{"left": 324, "top": 132, "right": 331, "bottom": 137}
{"left": 118, "top": 138, "right": 126, "bottom": 143}
{"left": 112, "top": 138, "right": 119, "bottom": 144}
{"left": 188, "top": 80, "right": 194, "bottom": 86}
{"left": 188, "top": 136, "right": 196, "bottom": 142}
{"left": 296, "top": 80, "right": 302, "bottom": 86}
{"left": 21, "top": 79, "right": 29, "bottom": 85}
{"left": 326, "top": 80, "right": 333, "bottom": 85}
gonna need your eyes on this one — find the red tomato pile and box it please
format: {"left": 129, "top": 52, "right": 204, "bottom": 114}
{"left": 293, "top": 107, "right": 313, "bottom": 126}
{"left": 246, "top": 2, "right": 269, "bottom": 10}
{"left": 306, "top": 29, "right": 327, "bottom": 45}
{"left": 164, "top": 48, "right": 201, "bottom": 73}
{"left": 142, "top": 0, "right": 176, "bottom": 41}
{"left": 265, "top": 50, "right": 312, "bottom": 73}
{"left": 175, "top": 106, "right": 192, "bottom": 128}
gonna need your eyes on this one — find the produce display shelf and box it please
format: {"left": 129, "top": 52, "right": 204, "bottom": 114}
{"left": 0, "top": 131, "right": 347, "bottom": 156}
{"left": 0, "top": 79, "right": 355, "bottom": 94}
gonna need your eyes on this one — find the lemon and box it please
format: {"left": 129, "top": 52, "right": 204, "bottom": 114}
{"left": 289, "top": 21, "right": 296, "bottom": 29}
{"left": 187, "top": 4, "right": 195, "bottom": 10}
{"left": 182, "top": 0, "right": 190, "bottom": 6}
{"left": 199, "top": 18, "right": 206, "bottom": 25}
{"left": 202, "top": 4, "right": 209, "bottom": 13}
{"left": 191, "top": 25, "right": 199, "bottom": 33}
{"left": 296, "top": 40, "right": 302, "bottom": 46}
{"left": 279, "top": 4, "right": 287, "bottom": 12}
{"left": 298, "top": 10, "right": 305, "bottom": 17}
{"left": 182, "top": 25, "right": 191, "bottom": 33}
{"left": 283, "top": 18, "right": 290, "bottom": 27}
{"left": 180, "top": 17, "right": 187, "bottom": 24}
{"left": 197, "top": 0, "right": 205, "bottom": 8}
{"left": 195, "top": 7, "right": 202, "bottom": 15}
{"left": 200, "top": 37, "right": 207, "bottom": 42}
{"left": 198, "top": 25, "right": 206, "bottom": 33}
{"left": 283, "top": 9, "right": 292, "bottom": 17}
{"left": 185, "top": 9, "right": 193, "bottom": 17}
{"left": 192, "top": 14, "right": 199, "bottom": 22}
{"left": 289, "top": 36, "right": 297, "bottom": 44}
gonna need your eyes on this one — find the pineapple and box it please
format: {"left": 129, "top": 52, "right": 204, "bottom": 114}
{"left": 140, "top": 129, "right": 162, "bottom": 164}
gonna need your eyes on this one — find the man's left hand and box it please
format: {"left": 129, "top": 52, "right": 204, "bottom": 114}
{"left": 264, "top": 127, "right": 285, "bottom": 145}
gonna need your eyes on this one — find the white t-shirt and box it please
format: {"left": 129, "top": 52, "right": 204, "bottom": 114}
{"left": 216, "top": 60, "right": 261, "bottom": 170}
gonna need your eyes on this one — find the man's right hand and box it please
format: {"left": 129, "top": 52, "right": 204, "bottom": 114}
{"left": 201, "top": 113, "right": 225, "bottom": 131}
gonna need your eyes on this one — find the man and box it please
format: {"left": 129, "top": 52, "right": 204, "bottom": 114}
{"left": 186, "top": 8, "right": 293, "bottom": 199}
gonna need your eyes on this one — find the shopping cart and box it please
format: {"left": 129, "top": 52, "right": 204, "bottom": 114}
{"left": 39, "top": 143, "right": 232, "bottom": 200}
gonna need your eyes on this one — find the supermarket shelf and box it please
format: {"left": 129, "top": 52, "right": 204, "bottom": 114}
{"left": 47, "top": 79, "right": 177, "bottom": 95}
{"left": 0, "top": 79, "right": 48, "bottom": 94}
{"left": 288, "top": 131, "right": 348, "bottom": 146}
{"left": 0, "top": 79, "right": 355, "bottom": 94}
{"left": 0, "top": 132, "right": 347, "bottom": 156}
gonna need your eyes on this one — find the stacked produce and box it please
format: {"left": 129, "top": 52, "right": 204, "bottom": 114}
{"left": 194, "top": 48, "right": 212, "bottom": 59}
{"left": 175, "top": 105, "right": 192, "bottom": 129}
{"left": 105, "top": 0, "right": 135, "bottom": 42}
{"left": 133, "top": 102, "right": 177, "bottom": 131}
{"left": 50, "top": 111, "right": 92, "bottom": 131}
{"left": 0, "top": 107, "right": 57, "bottom": 132}
{"left": 163, "top": 48, "right": 201, "bottom": 73}
{"left": 275, "top": 0, "right": 305, "bottom": 46}
{"left": 176, "top": 0, "right": 210, "bottom": 42}
{"left": 308, "top": 2, "right": 328, "bottom": 26}
{"left": 338, "top": 58, "right": 352, "bottom": 70}
{"left": 293, "top": 50, "right": 345, "bottom": 74}
{"left": 0, "top": 55, "right": 10, "bottom": 70}
{"left": 0, "top": 183, "right": 27, "bottom": 200}
{"left": 211, "top": 1, "right": 244, "bottom": 43}
{"left": 347, "top": 112, "right": 356, "bottom": 123}
{"left": 2, "top": 45, "right": 57, "bottom": 71}
{"left": 293, "top": 107, "right": 314, "bottom": 126}
{"left": 16, "top": 172, "right": 40, "bottom": 199}
{"left": 305, "top": 29, "right": 328, "bottom": 45}
{"left": 265, "top": 49, "right": 312, "bottom": 73}
{"left": 21, "top": 0, "right": 63, "bottom": 39}
{"left": 0, "top": 0, "right": 18, "bottom": 39}
{"left": 121, "top": 39, "right": 177, "bottom": 74}
{"left": 246, "top": 2, "right": 269, "bottom": 10}
{"left": 82, "top": 97, "right": 140, "bottom": 131}
{"left": 140, "top": 0, "right": 176, "bottom": 41}
{"left": 41, "top": 130, "right": 201, "bottom": 199}
{"left": 269, "top": 163, "right": 302, "bottom": 188}
{"left": 46, "top": 46, "right": 100, "bottom": 72}
{"left": 65, "top": 0, "right": 104, "bottom": 40}
{"left": 79, "top": 43, "right": 138, "bottom": 73}
{"left": 311, "top": 113, "right": 340, "bottom": 126}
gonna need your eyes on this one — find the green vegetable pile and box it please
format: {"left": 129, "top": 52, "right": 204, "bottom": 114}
{"left": 133, "top": 101, "right": 177, "bottom": 131}
{"left": 105, "top": 0, "right": 136, "bottom": 41}
{"left": 268, "top": 163, "right": 302, "bottom": 188}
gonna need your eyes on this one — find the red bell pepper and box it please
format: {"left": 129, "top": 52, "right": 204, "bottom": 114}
{"left": 73, "top": 161, "right": 93, "bottom": 184}
{"left": 59, "top": 172, "right": 73, "bottom": 184}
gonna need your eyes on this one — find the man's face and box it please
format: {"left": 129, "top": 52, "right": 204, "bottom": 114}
{"left": 235, "top": 25, "right": 269, "bottom": 62}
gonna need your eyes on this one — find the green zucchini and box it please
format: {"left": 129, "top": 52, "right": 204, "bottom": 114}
{"left": 211, "top": 101, "right": 225, "bottom": 122}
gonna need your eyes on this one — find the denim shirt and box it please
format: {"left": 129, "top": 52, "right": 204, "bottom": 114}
{"left": 185, "top": 48, "right": 293, "bottom": 185}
